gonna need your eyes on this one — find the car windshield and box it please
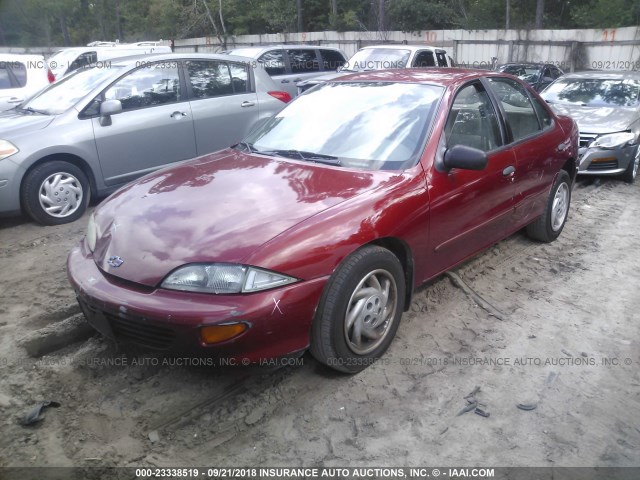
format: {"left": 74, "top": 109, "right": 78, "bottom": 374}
{"left": 542, "top": 78, "right": 640, "bottom": 107}
{"left": 499, "top": 65, "right": 541, "bottom": 83}
{"left": 246, "top": 82, "right": 443, "bottom": 170}
{"left": 341, "top": 49, "right": 411, "bottom": 72}
{"left": 21, "top": 65, "right": 122, "bottom": 115}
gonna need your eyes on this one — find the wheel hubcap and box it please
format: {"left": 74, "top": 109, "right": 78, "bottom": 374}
{"left": 344, "top": 269, "right": 398, "bottom": 355}
{"left": 38, "top": 172, "right": 83, "bottom": 218}
{"left": 551, "top": 182, "right": 569, "bottom": 232}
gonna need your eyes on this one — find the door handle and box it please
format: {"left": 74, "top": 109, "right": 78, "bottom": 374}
{"left": 557, "top": 141, "right": 569, "bottom": 152}
{"left": 293, "top": 78, "right": 302, "bottom": 83}
{"left": 241, "top": 101, "right": 256, "bottom": 108}
{"left": 170, "top": 111, "right": 187, "bottom": 119}
{"left": 503, "top": 166, "right": 516, "bottom": 176}
{"left": 280, "top": 79, "right": 290, "bottom": 84}
{"left": 7, "top": 97, "right": 24, "bottom": 104}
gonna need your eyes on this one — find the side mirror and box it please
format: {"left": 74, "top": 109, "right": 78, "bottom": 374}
{"left": 443, "top": 144, "right": 488, "bottom": 171}
{"left": 99, "top": 99, "right": 122, "bottom": 126}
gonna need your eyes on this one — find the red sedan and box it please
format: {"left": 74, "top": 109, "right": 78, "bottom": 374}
{"left": 67, "top": 69, "right": 578, "bottom": 373}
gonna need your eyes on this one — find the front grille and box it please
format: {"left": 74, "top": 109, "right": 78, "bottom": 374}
{"left": 579, "top": 133, "right": 597, "bottom": 148}
{"left": 587, "top": 160, "right": 619, "bottom": 171}
{"left": 80, "top": 298, "right": 176, "bottom": 349}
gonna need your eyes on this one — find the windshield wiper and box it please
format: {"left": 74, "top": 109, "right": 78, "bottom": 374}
{"left": 262, "top": 149, "right": 341, "bottom": 166}
{"left": 18, "top": 106, "right": 48, "bottom": 115}
{"left": 232, "top": 142, "right": 260, "bottom": 153}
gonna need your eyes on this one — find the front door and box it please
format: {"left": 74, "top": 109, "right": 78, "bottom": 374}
{"left": 427, "top": 81, "right": 517, "bottom": 278}
{"left": 92, "top": 61, "right": 197, "bottom": 186}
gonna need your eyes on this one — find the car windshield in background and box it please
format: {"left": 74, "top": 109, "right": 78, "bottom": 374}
{"left": 341, "top": 49, "right": 411, "bottom": 72}
{"left": 247, "top": 82, "right": 443, "bottom": 169}
{"left": 499, "top": 65, "right": 540, "bottom": 83}
{"left": 22, "top": 65, "right": 121, "bottom": 115}
{"left": 543, "top": 78, "right": 640, "bottom": 107}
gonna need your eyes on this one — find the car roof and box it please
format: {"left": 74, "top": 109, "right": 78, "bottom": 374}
{"left": 559, "top": 70, "right": 640, "bottom": 80}
{"left": 499, "top": 63, "right": 549, "bottom": 68}
{"left": 106, "top": 52, "right": 256, "bottom": 65}
{"left": 360, "top": 44, "right": 446, "bottom": 52}
{"left": 227, "top": 44, "right": 342, "bottom": 52}
{"left": 0, "top": 53, "right": 45, "bottom": 62}
{"left": 330, "top": 68, "right": 509, "bottom": 86}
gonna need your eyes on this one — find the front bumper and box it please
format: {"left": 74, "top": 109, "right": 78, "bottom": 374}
{"left": 0, "top": 156, "right": 25, "bottom": 215}
{"left": 577, "top": 143, "right": 637, "bottom": 176}
{"left": 67, "top": 241, "right": 328, "bottom": 362}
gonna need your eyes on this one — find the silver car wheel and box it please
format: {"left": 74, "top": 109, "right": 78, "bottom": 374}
{"left": 38, "top": 172, "right": 83, "bottom": 218}
{"left": 551, "top": 182, "right": 569, "bottom": 232}
{"left": 344, "top": 268, "right": 398, "bottom": 355}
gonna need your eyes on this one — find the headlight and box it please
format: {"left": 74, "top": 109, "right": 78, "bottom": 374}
{"left": 590, "top": 132, "right": 636, "bottom": 149}
{"left": 86, "top": 213, "right": 97, "bottom": 252}
{"left": 0, "top": 140, "right": 19, "bottom": 160}
{"left": 161, "top": 264, "right": 298, "bottom": 294}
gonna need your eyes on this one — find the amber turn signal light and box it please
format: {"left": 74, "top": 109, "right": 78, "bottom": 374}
{"left": 200, "top": 323, "right": 247, "bottom": 344}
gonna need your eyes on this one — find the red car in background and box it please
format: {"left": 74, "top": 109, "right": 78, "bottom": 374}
{"left": 67, "top": 69, "right": 578, "bottom": 373}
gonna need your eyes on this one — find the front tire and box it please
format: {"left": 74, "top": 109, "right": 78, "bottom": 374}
{"left": 310, "top": 245, "right": 405, "bottom": 374}
{"left": 526, "top": 170, "right": 571, "bottom": 243}
{"left": 621, "top": 145, "right": 639, "bottom": 184}
{"left": 21, "top": 161, "right": 90, "bottom": 225}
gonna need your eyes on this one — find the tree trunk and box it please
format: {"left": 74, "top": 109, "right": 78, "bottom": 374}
{"left": 505, "top": 0, "right": 510, "bottom": 30}
{"left": 115, "top": 0, "right": 123, "bottom": 41}
{"left": 378, "top": 0, "right": 385, "bottom": 31}
{"left": 218, "top": 0, "right": 227, "bottom": 49}
{"left": 330, "top": 0, "right": 338, "bottom": 30}
{"left": 296, "top": 0, "right": 303, "bottom": 32}
{"left": 535, "top": 0, "right": 544, "bottom": 28}
{"left": 0, "top": 22, "right": 6, "bottom": 46}
{"left": 59, "top": 12, "right": 71, "bottom": 46}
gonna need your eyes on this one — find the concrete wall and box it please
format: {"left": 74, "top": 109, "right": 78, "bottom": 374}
{"left": 3, "top": 25, "right": 639, "bottom": 72}
{"left": 172, "top": 25, "right": 640, "bottom": 72}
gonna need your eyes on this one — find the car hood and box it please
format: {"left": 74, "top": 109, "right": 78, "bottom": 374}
{"left": 93, "top": 150, "right": 388, "bottom": 287}
{"left": 0, "top": 110, "right": 55, "bottom": 136}
{"left": 549, "top": 103, "right": 637, "bottom": 134}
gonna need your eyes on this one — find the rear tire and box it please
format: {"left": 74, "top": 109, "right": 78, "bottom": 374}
{"left": 310, "top": 245, "right": 405, "bottom": 374}
{"left": 621, "top": 145, "right": 639, "bottom": 184}
{"left": 526, "top": 170, "right": 571, "bottom": 243}
{"left": 21, "top": 161, "right": 90, "bottom": 225}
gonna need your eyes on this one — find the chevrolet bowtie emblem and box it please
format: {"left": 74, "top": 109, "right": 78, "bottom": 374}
{"left": 107, "top": 256, "right": 124, "bottom": 268}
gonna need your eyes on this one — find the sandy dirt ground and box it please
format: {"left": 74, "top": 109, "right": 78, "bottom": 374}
{"left": 0, "top": 177, "right": 639, "bottom": 469}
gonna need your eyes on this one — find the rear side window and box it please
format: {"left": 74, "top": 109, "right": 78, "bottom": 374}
{"left": 228, "top": 63, "right": 249, "bottom": 93}
{"left": 319, "top": 49, "right": 345, "bottom": 70}
{"left": 287, "top": 49, "right": 320, "bottom": 74}
{"left": 488, "top": 78, "right": 541, "bottom": 142}
{"left": 531, "top": 96, "right": 553, "bottom": 129}
{"left": 413, "top": 51, "right": 436, "bottom": 68}
{"left": 11, "top": 62, "right": 27, "bottom": 87}
{"left": 258, "top": 50, "right": 286, "bottom": 76}
{"left": 187, "top": 60, "right": 233, "bottom": 98}
{"left": 104, "top": 62, "right": 180, "bottom": 111}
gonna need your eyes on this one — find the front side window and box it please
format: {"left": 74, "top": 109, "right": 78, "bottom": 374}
{"left": 258, "top": 50, "right": 286, "bottom": 76}
{"left": 444, "top": 83, "right": 501, "bottom": 152}
{"left": 11, "top": 62, "right": 27, "bottom": 87}
{"left": 246, "top": 82, "right": 443, "bottom": 170}
{"left": 104, "top": 62, "right": 180, "bottom": 111}
{"left": 0, "top": 65, "right": 12, "bottom": 89}
{"left": 69, "top": 51, "right": 97, "bottom": 74}
{"left": 287, "top": 49, "right": 319, "bottom": 74}
{"left": 436, "top": 52, "right": 448, "bottom": 67}
{"left": 488, "top": 78, "right": 541, "bottom": 141}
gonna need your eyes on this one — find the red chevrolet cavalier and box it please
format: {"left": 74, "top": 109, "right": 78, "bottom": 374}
{"left": 67, "top": 69, "right": 578, "bottom": 373}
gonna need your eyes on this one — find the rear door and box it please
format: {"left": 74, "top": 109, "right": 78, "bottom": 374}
{"left": 184, "top": 59, "right": 260, "bottom": 156}
{"left": 92, "top": 60, "right": 197, "bottom": 186}
{"left": 0, "top": 60, "right": 26, "bottom": 110}
{"left": 486, "top": 76, "right": 565, "bottom": 224}
{"left": 257, "top": 49, "right": 289, "bottom": 91}
{"left": 427, "top": 81, "right": 517, "bottom": 276}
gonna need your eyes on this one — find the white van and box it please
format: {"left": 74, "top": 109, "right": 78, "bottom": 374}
{"left": 48, "top": 42, "right": 172, "bottom": 79}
